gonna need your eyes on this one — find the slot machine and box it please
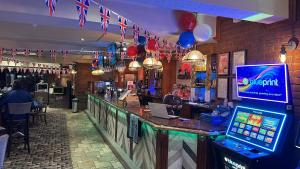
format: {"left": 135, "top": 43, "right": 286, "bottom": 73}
{"left": 213, "top": 64, "right": 298, "bottom": 169}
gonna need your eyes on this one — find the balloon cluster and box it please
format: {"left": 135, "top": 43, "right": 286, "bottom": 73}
{"left": 177, "top": 12, "right": 213, "bottom": 49}
{"left": 127, "top": 35, "right": 159, "bottom": 59}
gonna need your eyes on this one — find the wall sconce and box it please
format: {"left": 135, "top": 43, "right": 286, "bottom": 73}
{"left": 280, "top": 46, "right": 287, "bottom": 63}
{"left": 280, "top": 37, "right": 299, "bottom": 63}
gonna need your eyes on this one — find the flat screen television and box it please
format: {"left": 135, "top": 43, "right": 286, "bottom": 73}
{"left": 226, "top": 106, "right": 287, "bottom": 152}
{"left": 36, "top": 83, "right": 48, "bottom": 92}
{"left": 53, "top": 87, "right": 64, "bottom": 94}
{"left": 236, "top": 64, "right": 288, "bottom": 103}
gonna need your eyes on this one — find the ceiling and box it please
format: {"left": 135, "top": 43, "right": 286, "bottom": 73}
{"left": 0, "top": 0, "right": 289, "bottom": 53}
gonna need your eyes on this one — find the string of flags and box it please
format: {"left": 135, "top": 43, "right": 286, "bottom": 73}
{"left": 0, "top": 56, "right": 71, "bottom": 76}
{"left": 43, "top": 0, "right": 182, "bottom": 50}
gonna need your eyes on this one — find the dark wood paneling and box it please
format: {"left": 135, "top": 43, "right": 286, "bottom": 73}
{"left": 155, "top": 130, "right": 168, "bottom": 169}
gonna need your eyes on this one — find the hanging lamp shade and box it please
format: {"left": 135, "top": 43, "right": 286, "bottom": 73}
{"left": 182, "top": 50, "right": 206, "bottom": 63}
{"left": 158, "top": 66, "right": 163, "bottom": 72}
{"left": 143, "top": 57, "right": 158, "bottom": 69}
{"left": 91, "top": 69, "right": 104, "bottom": 75}
{"left": 153, "top": 60, "right": 163, "bottom": 69}
{"left": 128, "top": 60, "right": 141, "bottom": 71}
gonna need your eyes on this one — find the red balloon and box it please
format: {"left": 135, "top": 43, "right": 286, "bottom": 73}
{"left": 147, "top": 39, "right": 158, "bottom": 51}
{"left": 127, "top": 45, "right": 138, "bottom": 57}
{"left": 179, "top": 12, "right": 196, "bottom": 31}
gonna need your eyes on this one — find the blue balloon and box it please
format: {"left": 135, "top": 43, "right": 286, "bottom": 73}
{"left": 177, "top": 31, "right": 195, "bottom": 49}
{"left": 138, "top": 36, "right": 147, "bottom": 45}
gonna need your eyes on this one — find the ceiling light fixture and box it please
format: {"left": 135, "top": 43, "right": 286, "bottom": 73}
{"left": 182, "top": 50, "right": 206, "bottom": 63}
{"left": 128, "top": 60, "right": 141, "bottom": 71}
{"left": 143, "top": 56, "right": 158, "bottom": 69}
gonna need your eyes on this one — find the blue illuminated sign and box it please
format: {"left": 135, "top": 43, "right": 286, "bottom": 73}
{"left": 226, "top": 106, "right": 287, "bottom": 152}
{"left": 236, "top": 64, "right": 288, "bottom": 103}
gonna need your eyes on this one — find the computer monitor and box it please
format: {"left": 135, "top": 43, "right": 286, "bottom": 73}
{"left": 36, "top": 83, "right": 48, "bottom": 92}
{"left": 53, "top": 87, "right": 64, "bottom": 94}
{"left": 226, "top": 106, "right": 287, "bottom": 152}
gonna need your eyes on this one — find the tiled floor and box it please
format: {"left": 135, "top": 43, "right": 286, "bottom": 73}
{"left": 4, "top": 108, "right": 124, "bottom": 169}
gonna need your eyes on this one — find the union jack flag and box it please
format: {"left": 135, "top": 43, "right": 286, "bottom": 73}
{"left": 11, "top": 49, "right": 17, "bottom": 60}
{"left": 99, "top": 6, "right": 110, "bottom": 33}
{"left": 93, "top": 51, "right": 99, "bottom": 59}
{"left": 45, "top": 0, "right": 58, "bottom": 16}
{"left": 0, "top": 48, "right": 4, "bottom": 63}
{"left": 24, "top": 49, "right": 30, "bottom": 57}
{"left": 37, "top": 49, "right": 43, "bottom": 58}
{"left": 50, "top": 49, "right": 56, "bottom": 61}
{"left": 75, "top": 0, "right": 90, "bottom": 28}
{"left": 62, "top": 50, "right": 69, "bottom": 60}
{"left": 133, "top": 25, "right": 140, "bottom": 44}
{"left": 0, "top": 48, "right": 4, "bottom": 56}
{"left": 118, "top": 16, "right": 128, "bottom": 42}
{"left": 120, "top": 52, "right": 126, "bottom": 60}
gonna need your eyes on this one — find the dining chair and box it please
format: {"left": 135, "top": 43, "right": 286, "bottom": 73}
{"left": 7, "top": 102, "right": 32, "bottom": 155}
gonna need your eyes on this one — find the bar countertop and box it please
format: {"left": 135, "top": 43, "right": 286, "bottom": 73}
{"left": 89, "top": 94, "right": 227, "bottom": 136}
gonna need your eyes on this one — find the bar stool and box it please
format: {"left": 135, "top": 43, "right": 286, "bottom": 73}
{"left": 7, "top": 102, "right": 32, "bottom": 155}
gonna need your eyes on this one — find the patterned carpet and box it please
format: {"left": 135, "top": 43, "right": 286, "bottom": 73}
{"left": 5, "top": 108, "right": 73, "bottom": 169}
{"left": 4, "top": 108, "right": 124, "bottom": 169}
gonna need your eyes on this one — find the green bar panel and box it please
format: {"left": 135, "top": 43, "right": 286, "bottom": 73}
{"left": 118, "top": 110, "right": 127, "bottom": 119}
{"left": 168, "top": 130, "right": 198, "bottom": 140}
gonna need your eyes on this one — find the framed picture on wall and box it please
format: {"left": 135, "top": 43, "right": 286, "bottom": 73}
{"left": 217, "top": 53, "right": 230, "bottom": 75}
{"left": 232, "top": 50, "right": 246, "bottom": 74}
{"left": 231, "top": 78, "right": 241, "bottom": 100}
{"left": 217, "top": 78, "right": 228, "bottom": 99}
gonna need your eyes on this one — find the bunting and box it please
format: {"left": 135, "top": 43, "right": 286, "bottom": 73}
{"left": 0, "top": 48, "right": 3, "bottom": 63}
{"left": 133, "top": 25, "right": 140, "bottom": 44}
{"left": 11, "top": 49, "right": 17, "bottom": 61}
{"left": 37, "top": 49, "right": 43, "bottom": 58}
{"left": 75, "top": 0, "right": 90, "bottom": 28}
{"left": 45, "top": 0, "right": 58, "bottom": 16}
{"left": 99, "top": 6, "right": 110, "bottom": 33}
{"left": 93, "top": 51, "right": 99, "bottom": 59}
{"left": 24, "top": 49, "right": 30, "bottom": 57}
{"left": 120, "top": 51, "right": 126, "bottom": 60}
{"left": 62, "top": 50, "right": 69, "bottom": 60}
{"left": 118, "top": 16, "right": 128, "bottom": 42}
{"left": 50, "top": 49, "right": 56, "bottom": 61}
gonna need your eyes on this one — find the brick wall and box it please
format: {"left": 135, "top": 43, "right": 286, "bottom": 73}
{"left": 215, "top": 18, "right": 300, "bottom": 117}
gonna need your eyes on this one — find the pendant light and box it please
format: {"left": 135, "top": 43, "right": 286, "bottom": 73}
{"left": 143, "top": 55, "right": 158, "bottom": 69}
{"left": 91, "top": 69, "right": 104, "bottom": 75}
{"left": 153, "top": 60, "right": 163, "bottom": 69}
{"left": 128, "top": 60, "right": 141, "bottom": 71}
{"left": 182, "top": 50, "right": 206, "bottom": 63}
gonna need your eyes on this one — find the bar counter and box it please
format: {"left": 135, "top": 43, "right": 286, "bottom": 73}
{"left": 86, "top": 94, "right": 226, "bottom": 169}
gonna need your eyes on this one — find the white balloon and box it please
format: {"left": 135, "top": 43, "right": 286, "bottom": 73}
{"left": 193, "top": 24, "right": 213, "bottom": 42}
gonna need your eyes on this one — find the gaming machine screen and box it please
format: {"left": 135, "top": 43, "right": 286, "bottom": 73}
{"left": 227, "top": 106, "right": 287, "bottom": 152}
